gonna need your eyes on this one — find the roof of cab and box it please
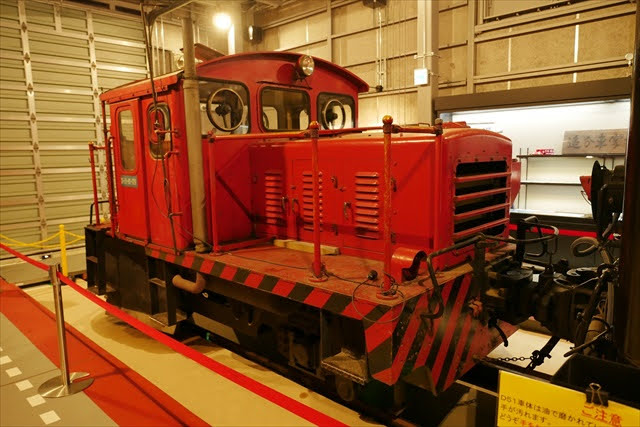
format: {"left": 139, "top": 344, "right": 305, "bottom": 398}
{"left": 100, "top": 51, "right": 370, "bottom": 103}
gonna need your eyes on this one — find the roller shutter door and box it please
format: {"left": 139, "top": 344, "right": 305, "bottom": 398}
{"left": 0, "top": 0, "right": 147, "bottom": 257}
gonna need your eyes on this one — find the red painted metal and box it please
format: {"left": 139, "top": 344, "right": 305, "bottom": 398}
{"left": 452, "top": 218, "right": 510, "bottom": 241}
{"left": 88, "top": 142, "right": 101, "bottom": 225}
{"left": 510, "top": 159, "right": 522, "bottom": 205}
{"left": 206, "top": 140, "right": 220, "bottom": 253}
{"left": 218, "top": 237, "right": 273, "bottom": 252}
{"left": 454, "top": 171, "right": 511, "bottom": 183}
{"left": 453, "top": 187, "right": 510, "bottom": 202}
{"left": 453, "top": 202, "right": 511, "bottom": 221}
{"left": 309, "top": 121, "right": 323, "bottom": 278}
{"left": 381, "top": 115, "right": 395, "bottom": 295}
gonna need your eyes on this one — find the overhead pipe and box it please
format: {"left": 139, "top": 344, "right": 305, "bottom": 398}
{"left": 182, "top": 13, "right": 209, "bottom": 253}
{"left": 617, "top": 0, "right": 640, "bottom": 367}
{"left": 146, "top": 0, "right": 194, "bottom": 26}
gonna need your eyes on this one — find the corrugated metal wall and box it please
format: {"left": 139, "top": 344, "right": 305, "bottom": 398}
{"left": 0, "top": 0, "right": 148, "bottom": 255}
{"left": 253, "top": 0, "right": 419, "bottom": 127}
{"left": 251, "top": 0, "right": 636, "bottom": 122}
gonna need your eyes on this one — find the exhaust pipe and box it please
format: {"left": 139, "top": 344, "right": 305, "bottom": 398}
{"left": 172, "top": 273, "right": 205, "bottom": 294}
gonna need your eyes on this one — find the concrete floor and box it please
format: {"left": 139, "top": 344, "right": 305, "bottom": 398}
{"left": 6, "top": 281, "right": 571, "bottom": 426}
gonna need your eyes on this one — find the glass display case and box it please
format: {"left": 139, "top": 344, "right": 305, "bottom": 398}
{"left": 441, "top": 99, "right": 630, "bottom": 218}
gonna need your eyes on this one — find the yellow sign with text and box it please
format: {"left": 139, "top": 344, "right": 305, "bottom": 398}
{"left": 498, "top": 371, "right": 640, "bottom": 427}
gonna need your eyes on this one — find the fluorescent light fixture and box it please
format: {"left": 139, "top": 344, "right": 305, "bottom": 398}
{"left": 214, "top": 13, "right": 231, "bottom": 30}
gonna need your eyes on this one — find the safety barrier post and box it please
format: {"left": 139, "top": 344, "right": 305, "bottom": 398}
{"left": 58, "top": 224, "right": 68, "bottom": 276}
{"left": 38, "top": 264, "right": 93, "bottom": 398}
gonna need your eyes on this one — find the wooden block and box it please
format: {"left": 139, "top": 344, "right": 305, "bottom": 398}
{"left": 273, "top": 239, "right": 340, "bottom": 255}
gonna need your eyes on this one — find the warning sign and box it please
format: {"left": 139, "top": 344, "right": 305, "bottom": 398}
{"left": 497, "top": 371, "right": 640, "bottom": 427}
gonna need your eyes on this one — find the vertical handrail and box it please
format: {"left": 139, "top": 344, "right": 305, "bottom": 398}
{"left": 88, "top": 142, "right": 100, "bottom": 225}
{"left": 102, "top": 100, "right": 117, "bottom": 237}
{"left": 207, "top": 139, "right": 220, "bottom": 253}
{"left": 58, "top": 224, "right": 68, "bottom": 276}
{"left": 381, "top": 115, "right": 395, "bottom": 296}
{"left": 432, "top": 118, "right": 444, "bottom": 252}
{"left": 309, "top": 121, "right": 323, "bottom": 279}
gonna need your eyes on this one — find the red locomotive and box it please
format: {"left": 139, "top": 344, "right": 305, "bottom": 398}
{"left": 86, "top": 52, "right": 522, "bottom": 412}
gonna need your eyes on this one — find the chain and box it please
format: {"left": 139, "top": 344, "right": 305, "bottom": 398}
{"left": 484, "top": 355, "right": 534, "bottom": 363}
{"left": 454, "top": 398, "right": 477, "bottom": 407}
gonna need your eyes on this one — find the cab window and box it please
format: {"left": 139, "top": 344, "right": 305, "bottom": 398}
{"left": 147, "top": 103, "right": 171, "bottom": 159}
{"left": 199, "top": 79, "right": 249, "bottom": 135}
{"left": 261, "top": 87, "right": 310, "bottom": 131}
{"left": 118, "top": 109, "right": 136, "bottom": 171}
{"left": 318, "top": 93, "right": 355, "bottom": 130}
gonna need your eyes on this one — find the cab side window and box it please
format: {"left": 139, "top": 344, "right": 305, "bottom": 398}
{"left": 148, "top": 103, "right": 172, "bottom": 159}
{"left": 118, "top": 109, "right": 136, "bottom": 171}
{"left": 261, "top": 88, "right": 310, "bottom": 131}
{"left": 199, "top": 80, "right": 250, "bottom": 136}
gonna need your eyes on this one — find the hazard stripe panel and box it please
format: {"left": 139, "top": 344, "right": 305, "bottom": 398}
{"left": 144, "top": 247, "right": 387, "bottom": 320}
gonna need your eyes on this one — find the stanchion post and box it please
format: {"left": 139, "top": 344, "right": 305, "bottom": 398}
{"left": 58, "top": 224, "right": 68, "bottom": 276}
{"left": 38, "top": 264, "right": 93, "bottom": 398}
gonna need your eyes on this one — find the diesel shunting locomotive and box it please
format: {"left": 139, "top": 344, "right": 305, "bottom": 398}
{"left": 84, "top": 51, "right": 635, "bottom": 417}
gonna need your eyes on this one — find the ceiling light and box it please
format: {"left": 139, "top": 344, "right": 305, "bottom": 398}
{"left": 214, "top": 13, "right": 231, "bottom": 31}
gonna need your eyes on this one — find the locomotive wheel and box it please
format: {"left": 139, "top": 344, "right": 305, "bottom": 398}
{"left": 334, "top": 376, "right": 357, "bottom": 402}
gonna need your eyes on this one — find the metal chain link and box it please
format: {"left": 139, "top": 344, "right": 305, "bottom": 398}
{"left": 484, "top": 355, "right": 534, "bottom": 363}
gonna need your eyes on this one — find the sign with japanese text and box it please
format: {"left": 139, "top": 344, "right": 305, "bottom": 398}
{"left": 498, "top": 371, "right": 640, "bottom": 427}
{"left": 562, "top": 129, "right": 628, "bottom": 154}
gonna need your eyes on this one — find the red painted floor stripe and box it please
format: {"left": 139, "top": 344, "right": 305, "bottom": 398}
{"left": 0, "top": 279, "right": 206, "bottom": 427}
{"left": 0, "top": 243, "right": 348, "bottom": 427}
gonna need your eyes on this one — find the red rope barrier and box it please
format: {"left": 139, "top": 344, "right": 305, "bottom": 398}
{"left": 0, "top": 243, "right": 348, "bottom": 427}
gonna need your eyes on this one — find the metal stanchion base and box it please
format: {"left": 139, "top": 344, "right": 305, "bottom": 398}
{"left": 39, "top": 372, "right": 93, "bottom": 398}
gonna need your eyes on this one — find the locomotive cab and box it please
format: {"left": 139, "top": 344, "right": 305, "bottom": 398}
{"left": 100, "top": 52, "right": 368, "bottom": 250}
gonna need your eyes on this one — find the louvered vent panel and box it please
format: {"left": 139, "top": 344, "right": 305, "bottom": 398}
{"left": 302, "top": 171, "right": 323, "bottom": 231}
{"left": 452, "top": 161, "right": 510, "bottom": 242}
{"left": 354, "top": 172, "right": 380, "bottom": 239}
{"left": 264, "top": 170, "right": 284, "bottom": 225}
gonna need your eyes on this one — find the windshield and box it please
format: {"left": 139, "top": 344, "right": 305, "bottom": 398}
{"left": 261, "top": 87, "right": 310, "bottom": 131}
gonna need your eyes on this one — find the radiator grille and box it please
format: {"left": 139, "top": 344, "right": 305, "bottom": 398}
{"left": 453, "top": 161, "right": 510, "bottom": 242}
{"left": 302, "top": 171, "right": 323, "bottom": 231}
{"left": 354, "top": 172, "right": 380, "bottom": 239}
{"left": 264, "top": 170, "right": 284, "bottom": 225}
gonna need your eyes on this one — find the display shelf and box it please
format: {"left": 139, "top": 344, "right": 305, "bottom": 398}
{"left": 521, "top": 180, "right": 581, "bottom": 186}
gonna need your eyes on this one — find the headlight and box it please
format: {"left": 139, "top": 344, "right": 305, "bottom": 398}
{"left": 296, "top": 55, "right": 314, "bottom": 78}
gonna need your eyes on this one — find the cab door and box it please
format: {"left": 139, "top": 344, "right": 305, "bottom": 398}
{"left": 112, "top": 100, "right": 149, "bottom": 241}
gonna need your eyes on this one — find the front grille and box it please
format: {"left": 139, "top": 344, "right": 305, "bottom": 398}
{"left": 452, "top": 161, "right": 510, "bottom": 242}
